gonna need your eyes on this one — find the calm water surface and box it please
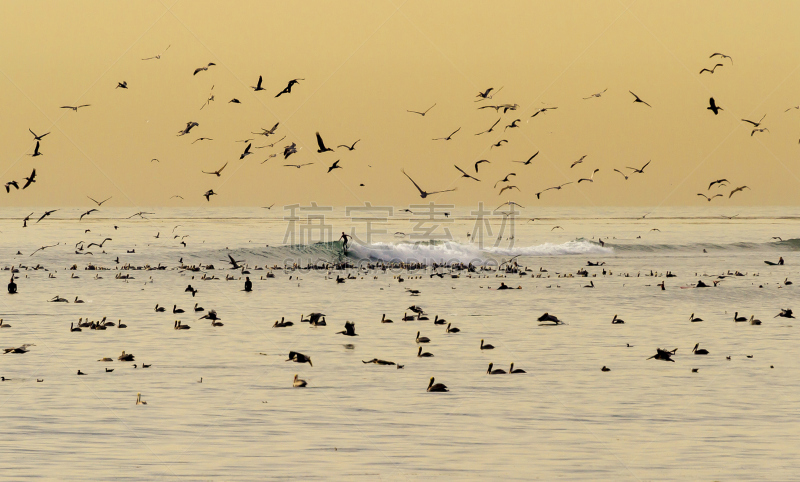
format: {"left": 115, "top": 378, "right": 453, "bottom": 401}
{"left": 0, "top": 207, "right": 798, "bottom": 480}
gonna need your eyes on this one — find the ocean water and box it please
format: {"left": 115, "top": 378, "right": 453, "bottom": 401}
{"left": 0, "top": 206, "right": 798, "bottom": 480}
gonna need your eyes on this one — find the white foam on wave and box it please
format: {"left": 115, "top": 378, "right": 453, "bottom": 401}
{"left": 347, "top": 240, "right": 612, "bottom": 264}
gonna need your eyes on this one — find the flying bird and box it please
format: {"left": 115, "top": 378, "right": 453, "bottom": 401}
{"left": 433, "top": 127, "right": 461, "bottom": 141}
{"left": 22, "top": 212, "right": 33, "bottom": 227}
{"left": 116, "top": 81, "right": 128, "bottom": 89}
{"left": 283, "top": 143, "right": 299, "bottom": 159}
{"left": 60, "top": 105, "right": 90, "bottom": 112}
{"left": 275, "top": 78, "right": 304, "bottom": 97}
{"left": 192, "top": 137, "right": 213, "bottom": 144}
{"left": 570, "top": 155, "right": 587, "bottom": 168}
{"left": 708, "top": 97, "right": 723, "bottom": 115}
{"left": 627, "top": 160, "right": 651, "bottom": 174}
{"left": 87, "top": 238, "right": 112, "bottom": 248}
{"left": 284, "top": 163, "right": 314, "bottom": 169}
{"left": 401, "top": 169, "right": 457, "bottom": 199}
{"left": 742, "top": 114, "right": 766, "bottom": 127}
{"left": 490, "top": 139, "right": 508, "bottom": 149}
{"left": 475, "top": 118, "right": 501, "bottom": 135}
{"left": 177, "top": 121, "right": 199, "bottom": 136}
{"left": 613, "top": 169, "right": 629, "bottom": 180}
{"left": 697, "top": 193, "right": 722, "bottom": 202}
{"left": 536, "top": 182, "right": 573, "bottom": 199}
{"left": 29, "top": 141, "right": 42, "bottom": 157}
{"left": 514, "top": 152, "right": 539, "bottom": 165}
{"left": 708, "top": 179, "right": 728, "bottom": 189}
{"left": 193, "top": 62, "right": 216, "bottom": 75}
{"left": 629, "top": 91, "right": 651, "bottom": 107}
{"left": 498, "top": 185, "right": 519, "bottom": 195}
{"left": 316, "top": 132, "right": 334, "bottom": 153}
{"left": 28, "top": 129, "right": 50, "bottom": 140}
{"left": 577, "top": 169, "right": 600, "bottom": 183}
{"left": 253, "top": 122, "right": 280, "bottom": 137}
{"left": 494, "top": 173, "right": 516, "bottom": 188}
{"left": 407, "top": 103, "right": 436, "bottom": 116}
{"left": 530, "top": 107, "right": 558, "bottom": 118}
{"left": 37, "top": 209, "right": 58, "bottom": 223}
{"left": 327, "top": 160, "right": 342, "bottom": 173}
{"left": 229, "top": 98, "right": 240, "bottom": 104}
{"left": 583, "top": 88, "right": 607, "bottom": 100}
{"left": 87, "top": 196, "right": 112, "bottom": 206}
{"left": 22, "top": 169, "right": 36, "bottom": 189}
{"left": 5, "top": 181, "right": 19, "bottom": 193}
{"left": 751, "top": 128, "right": 769, "bottom": 136}
{"left": 505, "top": 119, "right": 521, "bottom": 131}
{"left": 142, "top": 45, "right": 170, "bottom": 60}
{"left": 80, "top": 208, "right": 97, "bottom": 219}
{"left": 710, "top": 52, "right": 733, "bottom": 64}
{"left": 729, "top": 186, "right": 750, "bottom": 198}
{"left": 699, "top": 64, "right": 724, "bottom": 74}
{"left": 203, "top": 189, "right": 217, "bottom": 201}
{"left": 252, "top": 75, "right": 265, "bottom": 91}
{"left": 474, "top": 160, "right": 490, "bottom": 172}
{"left": 476, "top": 87, "right": 496, "bottom": 99}
{"left": 454, "top": 165, "right": 480, "bottom": 181}
{"left": 338, "top": 140, "right": 360, "bottom": 151}
{"left": 30, "top": 243, "right": 59, "bottom": 256}
{"left": 202, "top": 162, "right": 228, "bottom": 177}
{"left": 240, "top": 143, "right": 252, "bottom": 159}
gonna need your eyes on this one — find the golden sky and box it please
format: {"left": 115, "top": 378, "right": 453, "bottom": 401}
{"left": 1, "top": 1, "right": 799, "bottom": 208}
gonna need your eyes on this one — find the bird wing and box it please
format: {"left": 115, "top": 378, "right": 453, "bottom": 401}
{"left": 475, "top": 160, "right": 488, "bottom": 172}
{"left": 640, "top": 160, "right": 651, "bottom": 171}
{"left": 428, "top": 187, "right": 457, "bottom": 195}
{"left": 316, "top": 132, "right": 328, "bottom": 151}
{"left": 741, "top": 118, "right": 758, "bottom": 126}
{"left": 257, "top": 75, "right": 263, "bottom": 88}
{"left": 218, "top": 162, "right": 228, "bottom": 174}
{"left": 697, "top": 193, "right": 709, "bottom": 200}
{"left": 402, "top": 170, "right": 425, "bottom": 195}
{"left": 454, "top": 165, "right": 467, "bottom": 176}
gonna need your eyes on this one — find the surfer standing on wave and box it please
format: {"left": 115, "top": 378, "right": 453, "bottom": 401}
{"left": 339, "top": 232, "right": 351, "bottom": 254}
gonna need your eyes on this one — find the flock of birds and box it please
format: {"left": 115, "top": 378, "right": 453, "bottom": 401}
{"left": 9, "top": 49, "right": 799, "bottom": 219}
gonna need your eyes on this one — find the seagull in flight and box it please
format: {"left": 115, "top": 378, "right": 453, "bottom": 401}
{"left": 240, "top": 143, "right": 252, "bottom": 159}
{"left": 203, "top": 189, "right": 217, "bottom": 201}
{"left": 252, "top": 75, "right": 266, "bottom": 91}
{"left": 708, "top": 179, "right": 728, "bottom": 189}
{"left": 514, "top": 152, "right": 539, "bottom": 165}
{"left": 338, "top": 140, "right": 361, "bottom": 151}
{"left": 475, "top": 118, "right": 501, "bottom": 136}
{"left": 433, "top": 127, "right": 460, "bottom": 141}
{"left": 30, "top": 243, "right": 59, "bottom": 256}
{"left": 407, "top": 103, "right": 436, "bottom": 116}
{"left": 60, "top": 105, "right": 90, "bottom": 112}
{"left": 275, "top": 79, "right": 304, "bottom": 97}
{"left": 253, "top": 122, "right": 280, "bottom": 137}
{"left": 577, "top": 169, "right": 600, "bottom": 183}
{"left": 177, "top": 121, "right": 199, "bottom": 136}
{"left": 530, "top": 107, "right": 558, "bottom": 117}
{"left": 699, "top": 64, "right": 724, "bottom": 74}
{"left": 495, "top": 201, "right": 524, "bottom": 211}
{"left": 116, "top": 81, "right": 128, "bottom": 89}
{"left": 283, "top": 143, "right": 299, "bottom": 159}
{"left": 729, "top": 186, "right": 750, "bottom": 198}
{"left": 87, "top": 238, "right": 112, "bottom": 248}
{"left": 613, "top": 169, "right": 629, "bottom": 180}
{"left": 536, "top": 182, "right": 573, "bottom": 199}
{"left": 193, "top": 62, "right": 216, "bottom": 75}
{"left": 490, "top": 140, "right": 508, "bottom": 149}
{"left": 494, "top": 173, "right": 516, "bottom": 188}
{"left": 22, "top": 169, "right": 36, "bottom": 189}
{"left": 127, "top": 212, "right": 155, "bottom": 219}
{"left": 474, "top": 160, "right": 490, "bottom": 173}
{"left": 710, "top": 52, "right": 733, "bottom": 64}
{"left": 697, "top": 193, "right": 722, "bottom": 202}
{"left": 742, "top": 114, "right": 766, "bottom": 127}
{"left": 29, "top": 141, "right": 42, "bottom": 157}
{"left": 192, "top": 137, "right": 213, "bottom": 144}
{"left": 583, "top": 88, "right": 607, "bottom": 100}
{"left": 37, "top": 209, "right": 58, "bottom": 223}
{"left": 203, "top": 162, "right": 228, "bottom": 177}
{"left": 316, "top": 132, "right": 334, "bottom": 153}
{"left": 402, "top": 169, "right": 457, "bottom": 199}
{"left": 504, "top": 119, "right": 521, "bottom": 131}
{"left": 570, "top": 155, "right": 587, "bottom": 168}
{"left": 327, "top": 160, "right": 342, "bottom": 173}
{"left": 142, "top": 45, "right": 170, "bottom": 60}
{"left": 627, "top": 160, "right": 651, "bottom": 174}
{"left": 476, "top": 87, "right": 500, "bottom": 100}
{"left": 454, "top": 165, "right": 480, "bottom": 181}
{"left": 708, "top": 97, "right": 723, "bottom": 115}
{"left": 28, "top": 129, "right": 50, "bottom": 140}
{"left": 22, "top": 212, "right": 33, "bottom": 227}
{"left": 751, "top": 128, "right": 769, "bottom": 136}
{"left": 284, "top": 163, "right": 314, "bottom": 169}
{"left": 630, "top": 91, "right": 651, "bottom": 107}
{"left": 498, "top": 185, "right": 520, "bottom": 195}
{"left": 5, "top": 181, "right": 19, "bottom": 193}
{"left": 87, "top": 196, "right": 112, "bottom": 206}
